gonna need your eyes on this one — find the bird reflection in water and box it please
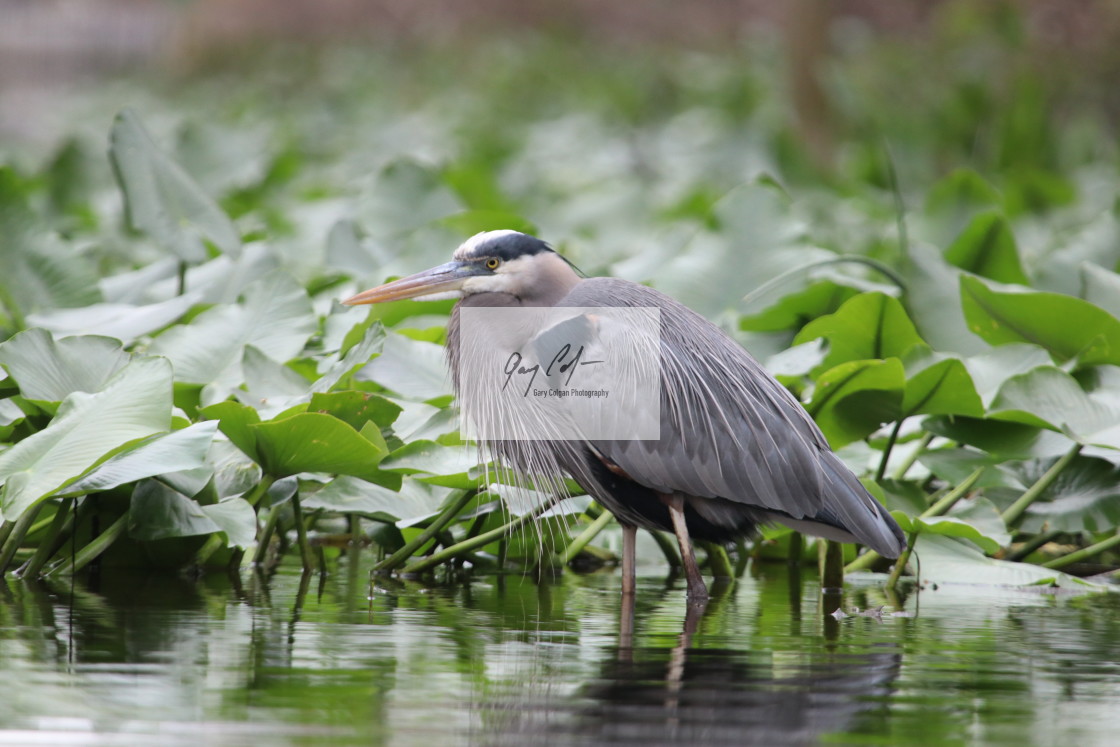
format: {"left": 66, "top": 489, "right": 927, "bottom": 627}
{"left": 480, "top": 588, "right": 902, "bottom": 746}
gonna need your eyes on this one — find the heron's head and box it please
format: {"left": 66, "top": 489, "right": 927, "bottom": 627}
{"left": 343, "top": 230, "right": 581, "bottom": 307}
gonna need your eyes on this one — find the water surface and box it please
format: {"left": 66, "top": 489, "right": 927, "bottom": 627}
{"left": 0, "top": 555, "right": 1118, "bottom": 745}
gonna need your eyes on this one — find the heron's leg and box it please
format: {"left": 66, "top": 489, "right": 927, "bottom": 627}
{"left": 663, "top": 494, "right": 708, "bottom": 600}
{"left": 620, "top": 523, "right": 637, "bottom": 597}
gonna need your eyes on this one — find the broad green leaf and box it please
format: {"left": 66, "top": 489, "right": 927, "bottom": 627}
{"left": 741, "top": 280, "right": 860, "bottom": 333}
{"left": 944, "top": 211, "right": 1029, "bottom": 285}
{"left": 250, "top": 412, "right": 395, "bottom": 484}
{"left": 0, "top": 329, "right": 130, "bottom": 403}
{"left": 0, "top": 168, "right": 101, "bottom": 312}
{"left": 239, "top": 345, "right": 311, "bottom": 403}
{"left": 962, "top": 343, "right": 1054, "bottom": 408}
{"left": 764, "top": 339, "right": 827, "bottom": 379}
{"left": 898, "top": 243, "right": 988, "bottom": 356}
{"left": 1080, "top": 262, "right": 1120, "bottom": 320}
{"left": 895, "top": 510, "right": 1005, "bottom": 554}
{"left": 358, "top": 159, "right": 463, "bottom": 240}
{"left": 308, "top": 391, "right": 401, "bottom": 431}
{"left": 805, "top": 358, "right": 904, "bottom": 448}
{"left": 302, "top": 475, "right": 450, "bottom": 523}
{"left": 960, "top": 275, "right": 1120, "bottom": 367}
{"left": 794, "top": 292, "right": 925, "bottom": 372}
{"left": 25, "top": 294, "right": 200, "bottom": 344}
{"left": 0, "top": 357, "right": 173, "bottom": 519}
{"left": 357, "top": 332, "right": 451, "bottom": 401}
{"left": 380, "top": 440, "right": 484, "bottom": 487}
{"left": 615, "top": 181, "right": 826, "bottom": 318}
{"left": 921, "top": 168, "right": 1002, "bottom": 246}
{"left": 109, "top": 108, "right": 240, "bottom": 262}
{"left": 150, "top": 271, "right": 315, "bottom": 386}
{"left": 200, "top": 401, "right": 262, "bottom": 462}
{"left": 129, "top": 479, "right": 218, "bottom": 541}
{"left": 918, "top": 448, "right": 1024, "bottom": 490}
{"left": 924, "top": 415, "right": 1075, "bottom": 460}
{"left": 199, "top": 498, "right": 257, "bottom": 548}
{"left": 1018, "top": 455, "right": 1120, "bottom": 533}
{"left": 989, "top": 366, "right": 1120, "bottom": 449}
{"left": 913, "top": 534, "right": 1105, "bottom": 590}
{"left": 902, "top": 356, "right": 984, "bottom": 418}
{"left": 436, "top": 210, "right": 538, "bottom": 237}
{"left": 64, "top": 421, "right": 218, "bottom": 495}
{"left": 313, "top": 320, "right": 386, "bottom": 393}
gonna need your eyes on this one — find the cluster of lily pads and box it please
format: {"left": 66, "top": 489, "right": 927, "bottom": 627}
{"left": 0, "top": 38, "right": 1118, "bottom": 592}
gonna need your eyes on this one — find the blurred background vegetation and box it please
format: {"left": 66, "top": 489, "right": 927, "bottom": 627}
{"left": 2, "top": 1, "right": 1120, "bottom": 582}
{"left": 4, "top": 0, "right": 1119, "bottom": 177}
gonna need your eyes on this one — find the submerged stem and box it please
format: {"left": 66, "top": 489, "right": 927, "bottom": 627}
{"left": 375, "top": 489, "right": 476, "bottom": 573}
{"left": 845, "top": 466, "right": 984, "bottom": 574}
{"left": 291, "top": 491, "right": 315, "bottom": 572}
{"left": 46, "top": 512, "right": 128, "bottom": 577}
{"left": 560, "top": 510, "right": 614, "bottom": 566}
{"left": 0, "top": 504, "right": 44, "bottom": 575}
{"left": 1041, "top": 531, "right": 1120, "bottom": 570}
{"left": 18, "top": 498, "right": 74, "bottom": 579}
{"left": 402, "top": 496, "right": 562, "bottom": 575}
{"left": 884, "top": 530, "right": 920, "bottom": 593}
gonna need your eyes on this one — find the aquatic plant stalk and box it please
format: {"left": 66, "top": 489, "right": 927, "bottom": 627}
{"left": 819, "top": 539, "right": 844, "bottom": 590}
{"left": 1001, "top": 444, "right": 1082, "bottom": 528}
{"left": 701, "top": 541, "right": 734, "bottom": 578}
{"left": 0, "top": 504, "right": 43, "bottom": 575}
{"left": 560, "top": 509, "right": 614, "bottom": 565}
{"left": 375, "top": 489, "right": 475, "bottom": 573}
{"left": 649, "top": 529, "right": 682, "bottom": 568}
{"left": 875, "top": 420, "right": 904, "bottom": 483}
{"left": 1005, "top": 529, "right": 1064, "bottom": 562}
{"left": 252, "top": 504, "right": 282, "bottom": 567}
{"left": 290, "top": 491, "right": 315, "bottom": 572}
{"left": 1040, "top": 531, "right": 1120, "bottom": 570}
{"left": 46, "top": 512, "right": 128, "bottom": 577}
{"left": 17, "top": 498, "right": 74, "bottom": 579}
{"left": 402, "top": 495, "right": 562, "bottom": 575}
{"left": 885, "top": 530, "right": 920, "bottom": 593}
{"left": 892, "top": 431, "right": 934, "bottom": 480}
{"left": 844, "top": 466, "right": 984, "bottom": 573}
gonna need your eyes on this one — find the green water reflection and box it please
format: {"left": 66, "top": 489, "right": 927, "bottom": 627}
{"left": 0, "top": 555, "right": 1117, "bottom": 745}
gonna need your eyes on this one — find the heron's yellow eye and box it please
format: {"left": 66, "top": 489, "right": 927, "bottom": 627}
{"left": 486, "top": 258, "right": 500, "bottom": 270}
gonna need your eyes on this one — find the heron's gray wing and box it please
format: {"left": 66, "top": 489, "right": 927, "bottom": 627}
{"left": 563, "top": 279, "right": 832, "bottom": 518}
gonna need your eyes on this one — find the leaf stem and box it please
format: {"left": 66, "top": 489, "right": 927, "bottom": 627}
{"left": 1040, "top": 531, "right": 1120, "bottom": 570}
{"left": 17, "top": 498, "right": 74, "bottom": 579}
{"left": 1005, "top": 529, "right": 1063, "bottom": 562}
{"left": 701, "top": 541, "right": 735, "bottom": 578}
{"left": 375, "top": 489, "right": 476, "bottom": 573}
{"left": 290, "top": 491, "right": 315, "bottom": 572}
{"left": 1001, "top": 444, "right": 1082, "bottom": 528}
{"left": 402, "top": 495, "right": 562, "bottom": 575}
{"left": 647, "top": 528, "right": 681, "bottom": 568}
{"left": 844, "top": 465, "right": 984, "bottom": 573}
{"left": 252, "top": 504, "right": 282, "bottom": 567}
{"left": 893, "top": 431, "right": 934, "bottom": 480}
{"left": 46, "top": 512, "right": 128, "bottom": 577}
{"left": 0, "top": 504, "right": 43, "bottom": 575}
{"left": 884, "top": 530, "right": 920, "bottom": 593}
{"left": 559, "top": 509, "right": 614, "bottom": 565}
{"left": 875, "top": 419, "right": 904, "bottom": 483}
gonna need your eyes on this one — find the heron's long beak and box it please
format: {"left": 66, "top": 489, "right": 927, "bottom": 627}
{"left": 342, "top": 261, "right": 486, "bottom": 305}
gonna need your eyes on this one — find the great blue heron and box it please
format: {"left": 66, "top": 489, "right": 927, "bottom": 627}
{"left": 344, "top": 231, "right": 905, "bottom": 599}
